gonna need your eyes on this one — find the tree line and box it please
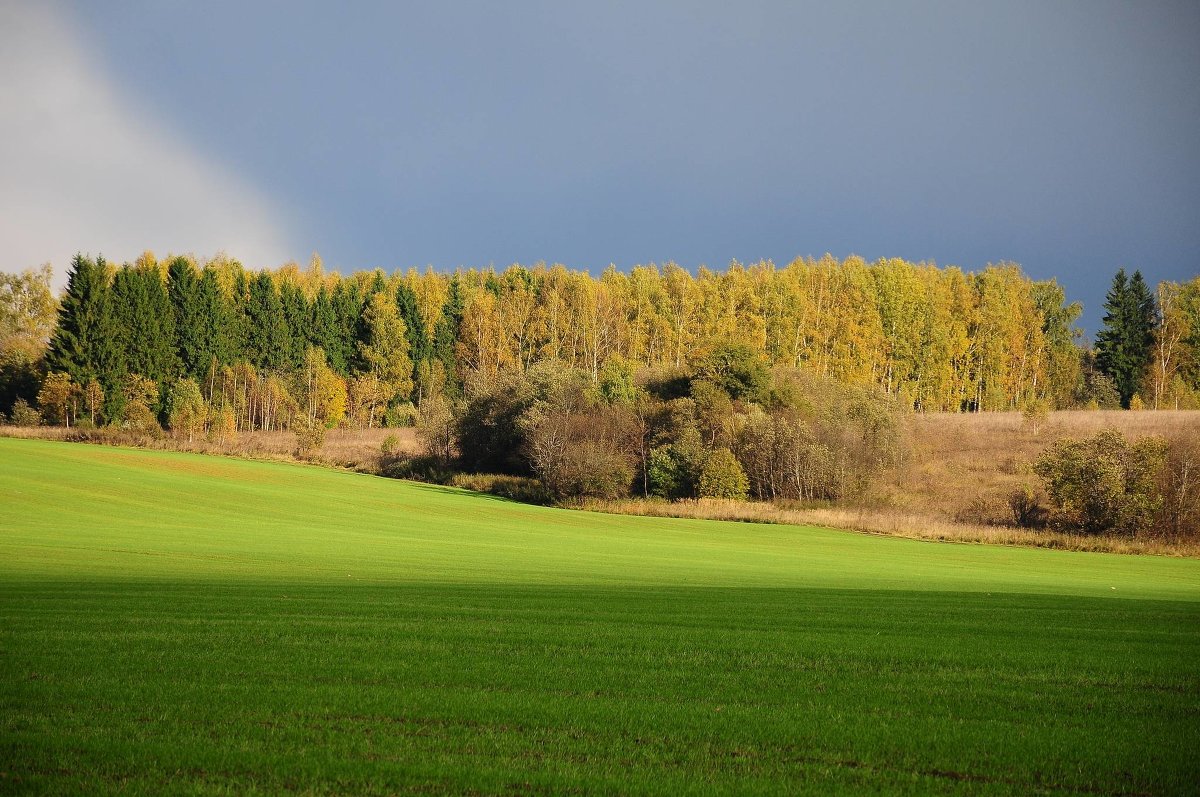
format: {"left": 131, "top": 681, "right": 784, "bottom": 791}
{"left": 2, "top": 253, "right": 1199, "bottom": 432}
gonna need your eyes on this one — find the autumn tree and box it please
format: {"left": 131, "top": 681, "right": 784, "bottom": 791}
{"left": 0, "top": 264, "right": 57, "bottom": 415}
{"left": 37, "top": 372, "right": 76, "bottom": 427}
{"left": 168, "top": 377, "right": 207, "bottom": 442}
{"left": 357, "top": 291, "right": 414, "bottom": 410}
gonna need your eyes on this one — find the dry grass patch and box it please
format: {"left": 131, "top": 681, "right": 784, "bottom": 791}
{"left": 577, "top": 498, "right": 1200, "bottom": 556}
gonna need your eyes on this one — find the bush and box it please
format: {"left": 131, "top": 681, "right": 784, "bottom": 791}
{"left": 292, "top": 413, "right": 327, "bottom": 457}
{"left": 9, "top": 398, "right": 41, "bottom": 426}
{"left": 380, "top": 433, "right": 401, "bottom": 456}
{"left": 382, "top": 454, "right": 452, "bottom": 484}
{"left": 1008, "top": 485, "right": 1048, "bottom": 528}
{"left": 450, "top": 473, "right": 555, "bottom": 505}
{"left": 698, "top": 448, "right": 749, "bottom": 500}
{"left": 647, "top": 446, "right": 683, "bottom": 499}
{"left": 1033, "top": 429, "right": 1168, "bottom": 535}
{"left": 384, "top": 402, "right": 417, "bottom": 428}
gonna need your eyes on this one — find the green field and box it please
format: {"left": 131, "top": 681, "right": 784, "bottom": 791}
{"left": 2, "top": 437, "right": 1198, "bottom": 795}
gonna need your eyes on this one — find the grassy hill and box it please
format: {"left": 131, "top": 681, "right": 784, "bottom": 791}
{"left": 2, "top": 437, "right": 1198, "bottom": 794}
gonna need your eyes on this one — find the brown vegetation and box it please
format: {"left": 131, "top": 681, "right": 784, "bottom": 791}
{"left": 0, "top": 424, "right": 419, "bottom": 472}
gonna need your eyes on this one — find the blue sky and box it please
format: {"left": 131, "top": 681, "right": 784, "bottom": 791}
{"left": 3, "top": 1, "right": 1198, "bottom": 335}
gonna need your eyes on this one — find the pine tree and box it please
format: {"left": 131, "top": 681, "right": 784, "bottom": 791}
{"left": 46, "top": 254, "right": 125, "bottom": 421}
{"left": 1096, "top": 268, "right": 1157, "bottom": 407}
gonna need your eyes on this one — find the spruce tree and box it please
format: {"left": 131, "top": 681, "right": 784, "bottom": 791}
{"left": 280, "top": 281, "right": 309, "bottom": 369}
{"left": 1096, "top": 268, "right": 1157, "bottom": 407}
{"left": 308, "top": 285, "right": 342, "bottom": 372}
{"left": 168, "top": 257, "right": 208, "bottom": 381}
{"left": 395, "top": 281, "right": 429, "bottom": 401}
{"left": 46, "top": 254, "right": 126, "bottom": 421}
{"left": 431, "top": 275, "right": 465, "bottom": 398}
{"left": 332, "top": 280, "right": 363, "bottom": 376}
{"left": 112, "top": 264, "right": 178, "bottom": 388}
{"left": 245, "top": 272, "right": 290, "bottom": 370}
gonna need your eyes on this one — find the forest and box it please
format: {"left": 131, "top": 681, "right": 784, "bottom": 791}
{"left": 2, "top": 252, "right": 1198, "bottom": 536}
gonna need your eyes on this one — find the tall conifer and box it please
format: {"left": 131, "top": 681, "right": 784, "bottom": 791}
{"left": 1096, "top": 268, "right": 1157, "bottom": 407}
{"left": 46, "top": 254, "right": 125, "bottom": 421}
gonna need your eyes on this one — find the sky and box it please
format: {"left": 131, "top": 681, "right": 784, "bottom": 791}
{"left": 2, "top": 1, "right": 1198, "bottom": 336}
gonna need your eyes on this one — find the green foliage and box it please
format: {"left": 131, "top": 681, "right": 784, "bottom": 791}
{"left": 245, "top": 271, "right": 292, "bottom": 370}
{"left": 1096, "top": 269, "right": 1157, "bottom": 407}
{"left": 698, "top": 447, "right": 750, "bottom": 500}
{"left": 646, "top": 446, "right": 682, "bottom": 499}
{"left": 47, "top": 254, "right": 126, "bottom": 422}
{"left": 596, "top": 355, "right": 638, "bottom": 405}
{"left": 691, "top": 342, "right": 771, "bottom": 403}
{"left": 279, "top": 281, "right": 310, "bottom": 370}
{"left": 112, "top": 263, "right": 178, "bottom": 399}
{"left": 1034, "top": 429, "right": 1168, "bottom": 535}
{"left": 456, "top": 371, "right": 538, "bottom": 474}
{"left": 395, "top": 282, "right": 429, "bottom": 401}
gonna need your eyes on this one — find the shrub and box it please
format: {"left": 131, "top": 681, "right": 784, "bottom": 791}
{"left": 1033, "top": 429, "right": 1168, "bottom": 535}
{"left": 698, "top": 448, "right": 749, "bottom": 500}
{"left": 292, "top": 412, "right": 327, "bottom": 457}
{"left": 1008, "top": 485, "right": 1048, "bottom": 528}
{"left": 449, "top": 474, "right": 554, "bottom": 505}
{"left": 380, "top": 434, "right": 401, "bottom": 457}
{"left": 384, "top": 402, "right": 417, "bottom": 428}
{"left": 1021, "top": 398, "right": 1050, "bottom": 436}
{"left": 647, "top": 446, "right": 682, "bottom": 499}
{"left": 9, "top": 398, "right": 40, "bottom": 427}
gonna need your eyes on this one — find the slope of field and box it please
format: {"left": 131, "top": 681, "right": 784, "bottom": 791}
{"left": 2, "top": 437, "right": 1198, "bottom": 794}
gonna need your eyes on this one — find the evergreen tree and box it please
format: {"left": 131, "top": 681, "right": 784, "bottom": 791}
{"left": 308, "top": 285, "right": 342, "bottom": 372}
{"left": 396, "top": 281, "right": 429, "bottom": 400}
{"left": 245, "top": 271, "right": 291, "bottom": 370}
{"left": 331, "top": 280, "right": 363, "bottom": 376}
{"left": 112, "top": 264, "right": 178, "bottom": 391}
{"left": 199, "top": 268, "right": 235, "bottom": 371}
{"left": 280, "top": 281, "right": 309, "bottom": 369}
{"left": 431, "top": 275, "right": 465, "bottom": 397}
{"left": 1096, "top": 268, "right": 1157, "bottom": 407}
{"left": 168, "top": 257, "right": 209, "bottom": 381}
{"left": 46, "top": 254, "right": 125, "bottom": 421}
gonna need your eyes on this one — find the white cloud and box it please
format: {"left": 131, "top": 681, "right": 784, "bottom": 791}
{"left": 0, "top": 3, "right": 295, "bottom": 287}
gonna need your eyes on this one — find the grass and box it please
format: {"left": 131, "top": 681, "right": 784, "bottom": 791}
{"left": 2, "top": 437, "right": 1199, "bottom": 794}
